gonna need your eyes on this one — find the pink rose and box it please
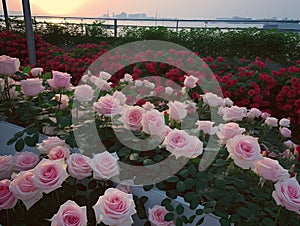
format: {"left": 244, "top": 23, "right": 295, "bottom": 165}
{"left": 52, "top": 71, "right": 71, "bottom": 88}
{"left": 167, "top": 101, "right": 187, "bottom": 121}
{"left": 51, "top": 200, "right": 87, "bottom": 226}
{"left": 165, "top": 87, "right": 174, "bottom": 95}
{"left": 94, "top": 77, "right": 112, "bottom": 91}
{"left": 9, "top": 170, "right": 43, "bottom": 210}
{"left": 89, "top": 152, "right": 119, "bottom": 180}
{"left": 216, "top": 123, "right": 245, "bottom": 144}
{"left": 53, "top": 94, "right": 69, "bottom": 109}
{"left": 0, "top": 155, "right": 13, "bottom": 180}
{"left": 279, "top": 118, "right": 290, "bottom": 127}
{"left": 223, "top": 106, "right": 247, "bottom": 122}
{"left": 148, "top": 205, "right": 175, "bottom": 226}
{"left": 66, "top": 153, "right": 92, "bottom": 180}
{"left": 247, "top": 108, "right": 262, "bottom": 119}
{"left": 13, "top": 151, "right": 40, "bottom": 171}
{"left": 280, "top": 127, "right": 292, "bottom": 138}
{"left": 253, "top": 157, "right": 290, "bottom": 182}
{"left": 30, "top": 67, "right": 43, "bottom": 76}
{"left": 121, "top": 106, "right": 144, "bottom": 131}
{"left": 272, "top": 178, "right": 300, "bottom": 214}
{"left": 113, "top": 91, "right": 126, "bottom": 105}
{"left": 48, "top": 146, "right": 70, "bottom": 160}
{"left": 36, "top": 136, "right": 66, "bottom": 154}
{"left": 0, "top": 55, "right": 20, "bottom": 75}
{"left": 265, "top": 117, "right": 278, "bottom": 127}
{"left": 201, "top": 92, "right": 224, "bottom": 107}
{"left": 99, "top": 71, "right": 112, "bottom": 81}
{"left": 163, "top": 129, "right": 203, "bottom": 159}
{"left": 32, "top": 158, "right": 68, "bottom": 194}
{"left": 93, "top": 94, "right": 123, "bottom": 117}
{"left": 224, "top": 98, "right": 233, "bottom": 106}
{"left": 0, "top": 179, "right": 17, "bottom": 210}
{"left": 226, "top": 135, "right": 263, "bottom": 169}
{"left": 195, "top": 120, "right": 217, "bottom": 135}
{"left": 74, "top": 84, "right": 94, "bottom": 103}
{"left": 142, "top": 101, "right": 155, "bottom": 111}
{"left": 142, "top": 110, "right": 165, "bottom": 135}
{"left": 120, "top": 73, "right": 133, "bottom": 82}
{"left": 93, "top": 188, "right": 136, "bottom": 226}
{"left": 261, "top": 112, "right": 271, "bottom": 119}
{"left": 21, "top": 78, "right": 44, "bottom": 96}
{"left": 183, "top": 75, "right": 198, "bottom": 89}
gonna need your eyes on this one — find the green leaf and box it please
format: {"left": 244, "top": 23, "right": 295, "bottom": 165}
{"left": 166, "top": 176, "right": 179, "bottom": 183}
{"left": 196, "top": 217, "right": 204, "bottom": 225}
{"left": 143, "top": 184, "right": 153, "bottom": 191}
{"left": 24, "top": 135, "right": 38, "bottom": 147}
{"left": 196, "top": 209, "right": 204, "bottom": 215}
{"left": 23, "top": 66, "right": 31, "bottom": 74}
{"left": 176, "top": 181, "right": 186, "bottom": 193}
{"left": 14, "top": 130, "right": 25, "bottom": 138}
{"left": 176, "top": 204, "right": 184, "bottom": 215}
{"left": 26, "top": 127, "right": 39, "bottom": 135}
{"left": 140, "top": 196, "right": 148, "bottom": 204}
{"left": 6, "top": 136, "right": 17, "bottom": 145}
{"left": 236, "top": 207, "right": 251, "bottom": 218}
{"left": 15, "top": 139, "right": 25, "bottom": 152}
{"left": 220, "top": 218, "right": 231, "bottom": 226}
{"left": 164, "top": 213, "right": 174, "bottom": 222}
{"left": 176, "top": 216, "right": 183, "bottom": 226}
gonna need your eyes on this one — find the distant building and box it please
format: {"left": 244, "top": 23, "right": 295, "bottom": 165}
{"left": 127, "top": 13, "right": 147, "bottom": 19}
{"left": 115, "top": 12, "right": 127, "bottom": 19}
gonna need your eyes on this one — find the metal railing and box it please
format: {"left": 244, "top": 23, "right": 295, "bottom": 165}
{"left": 1, "top": 15, "right": 300, "bottom": 37}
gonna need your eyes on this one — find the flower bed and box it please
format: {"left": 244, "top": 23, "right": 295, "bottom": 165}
{"left": 0, "top": 31, "right": 299, "bottom": 141}
{"left": 0, "top": 52, "right": 300, "bottom": 225}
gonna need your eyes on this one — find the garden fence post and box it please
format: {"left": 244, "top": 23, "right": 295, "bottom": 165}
{"left": 2, "top": 0, "right": 10, "bottom": 30}
{"left": 22, "top": 0, "right": 37, "bottom": 66}
{"left": 114, "top": 19, "right": 117, "bottom": 38}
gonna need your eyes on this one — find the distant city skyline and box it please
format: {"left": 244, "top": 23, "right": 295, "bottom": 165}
{"left": 1, "top": 0, "right": 300, "bottom": 19}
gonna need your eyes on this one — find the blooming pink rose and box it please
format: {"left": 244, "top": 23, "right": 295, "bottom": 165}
{"left": 265, "top": 117, "right": 278, "bottom": 127}
{"left": 0, "top": 155, "right": 14, "bottom": 180}
{"left": 195, "top": 120, "right": 217, "bottom": 135}
{"left": 93, "top": 188, "right": 136, "bottom": 226}
{"left": 142, "top": 101, "right": 155, "bottom": 111}
{"left": 226, "top": 135, "right": 263, "bottom": 169}
{"left": 99, "top": 71, "right": 112, "bottom": 81}
{"left": 74, "top": 84, "right": 94, "bottom": 103}
{"left": 247, "top": 108, "right": 262, "bottom": 119}
{"left": 279, "top": 118, "right": 290, "bottom": 127}
{"left": 30, "top": 67, "right": 43, "bottom": 76}
{"left": 142, "top": 110, "right": 165, "bottom": 135}
{"left": 201, "top": 92, "right": 224, "bottom": 107}
{"left": 36, "top": 136, "right": 66, "bottom": 154}
{"left": 21, "top": 78, "right": 44, "bottom": 96}
{"left": 224, "top": 98, "right": 233, "bottom": 106}
{"left": 223, "top": 106, "right": 247, "bottom": 121}
{"left": 113, "top": 91, "right": 126, "bottom": 105}
{"left": 165, "top": 87, "right": 174, "bottom": 95}
{"left": 280, "top": 127, "right": 292, "bottom": 138}
{"left": 51, "top": 200, "right": 87, "bottom": 226}
{"left": 216, "top": 123, "right": 246, "bottom": 144}
{"left": 261, "top": 112, "right": 271, "bottom": 119}
{"left": 89, "top": 152, "right": 119, "bottom": 180}
{"left": 121, "top": 106, "right": 144, "bottom": 131}
{"left": 0, "top": 179, "right": 17, "bottom": 210}
{"left": 163, "top": 129, "right": 203, "bottom": 159}
{"left": 13, "top": 151, "right": 40, "bottom": 171}
{"left": 95, "top": 77, "right": 112, "bottom": 91}
{"left": 66, "top": 153, "right": 92, "bottom": 180}
{"left": 184, "top": 75, "right": 198, "bottom": 89}
{"left": 32, "top": 158, "right": 68, "bottom": 194}
{"left": 52, "top": 71, "right": 71, "bottom": 88}
{"left": 167, "top": 101, "right": 187, "bottom": 121}
{"left": 148, "top": 205, "right": 175, "bottom": 226}
{"left": 9, "top": 170, "right": 43, "bottom": 210}
{"left": 272, "top": 178, "right": 300, "bottom": 214}
{"left": 94, "top": 94, "right": 123, "bottom": 117}
{"left": 120, "top": 73, "right": 133, "bottom": 82}
{"left": 53, "top": 94, "right": 69, "bottom": 109}
{"left": 253, "top": 157, "right": 290, "bottom": 182}
{"left": 0, "top": 55, "right": 20, "bottom": 75}
{"left": 48, "top": 146, "right": 70, "bottom": 160}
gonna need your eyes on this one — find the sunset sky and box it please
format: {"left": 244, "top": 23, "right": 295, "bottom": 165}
{"left": 1, "top": 0, "right": 300, "bottom": 19}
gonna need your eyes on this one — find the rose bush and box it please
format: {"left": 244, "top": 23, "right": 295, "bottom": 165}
{"left": 0, "top": 52, "right": 299, "bottom": 226}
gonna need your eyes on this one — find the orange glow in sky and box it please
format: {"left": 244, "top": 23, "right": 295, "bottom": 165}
{"left": 30, "top": 0, "right": 86, "bottom": 16}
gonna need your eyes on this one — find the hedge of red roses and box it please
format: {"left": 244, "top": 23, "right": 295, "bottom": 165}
{"left": 1, "top": 31, "right": 299, "bottom": 140}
